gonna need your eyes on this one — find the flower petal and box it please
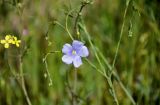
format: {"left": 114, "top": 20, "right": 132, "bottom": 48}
{"left": 62, "top": 55, "right": 73, "bottom": 64}
{"left": 73, "top": 56, "right": 82, "bottom": 68}
{"left": 78, "top": 46, "right": 89, "bottom": 57}
{"left": 4, "top": 43, "right": 9, "bottom": 48}
{"left": 72, "top": 40, "right": 84, "bottom": 51}
{"left": 16, "top": 43, "right": 20, "bottom": 47}
{"left": 5, "top": 35, "right": 11, "bottom": 40}
{"left": 62, "top": 44, "right": 72, "bottom": 55}
{"left": 0, "top": 40, "right": 6, "bottom": 44}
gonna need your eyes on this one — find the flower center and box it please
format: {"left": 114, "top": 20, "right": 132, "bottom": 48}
{"left": 72, "top": 50, "right": 76, "bottom": 55}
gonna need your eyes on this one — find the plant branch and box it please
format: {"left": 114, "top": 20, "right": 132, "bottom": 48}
{"left": 73, "top": 1, "right": 90, "bottom": 37}
{"left": 43, "top": 51, "right": 61, "bottom": 86}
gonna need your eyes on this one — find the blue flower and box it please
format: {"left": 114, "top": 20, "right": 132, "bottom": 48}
{"left": 62, "top": 40, "right": 89, "bottom": 68}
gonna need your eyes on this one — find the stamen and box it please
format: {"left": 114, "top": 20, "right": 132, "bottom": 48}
{"left": 72, "top": 50, "right": 76, "bottom": 55}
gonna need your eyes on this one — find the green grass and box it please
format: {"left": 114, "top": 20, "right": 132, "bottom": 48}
{"left": 0, "top": 0, "right": 160, "bottom": 105}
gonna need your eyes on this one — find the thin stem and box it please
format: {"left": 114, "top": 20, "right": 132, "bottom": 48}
{"left": 96, "top": 47, "right": 112, "bottom": 70}
{"left": 55, "top": 20, "right": 74, "bottom": 40}
{"left": 85, "top": 58, "right": 106, "bottom": 77}
{"left": 85, "top": 59, "right": 118, "bottom": 104}
{"left": 44, "top": 60, "right": 53, "bottom": 86}
{"left": 74, "top": 69, "right": 77, "bottom": 95}
{"left": 97, "top": 47, "right": 136, "bottom": 105}
{"left": 43, "top": 51, "right": 61, "bottom": 61}
{"left": 83, "top": 25, "right": 107, "bottom": 76}
{"left": 19, "top": 57, "right": 32, "bottom": 105}
{"left": 97, "top": 44, "right": 136, "bottom": 105}
{"left": 81, "top": 24, "right": 119, "bottom": 105}
{"left": 108, "top": 79, "right": 119, "bottom": 105}
{"left": 119, "top": 82, "right": 136, "bottom": 105}
{"left": 65, "top": 10, "right": 74, "bottom": 40}
{"left": 111, "top": 0, "right": 131, "bottom": 73}
{"left": 73, "top": 69, "right": 77, "bottom": 105}
{"left": 43, "top": 51, "right": 61, "bottom": 86}
{"left": 55, "top": 21, "right": 66, "bottom": 30}
{"left": 73, "top": 1, "right": 89, "bottom": 37}
{"left": 113, "top": 72, "right": 136, "bottom": 105}
{"left": 109, "top": 0, "right": 136, "bottom": 104}
{"left": 66, "top": 69, "right": 75, "bottom": 104}
{"left": 66, "top": 69, "right": 85, "bottom": 104}
{"left": 14, "top": 1, "right": 32, "bottom": 104}
{"left": 4, "top": 1, "right": 31, "bottom": 105}
{"left": 6, "top": 53, "right": 32, "bottom": 105}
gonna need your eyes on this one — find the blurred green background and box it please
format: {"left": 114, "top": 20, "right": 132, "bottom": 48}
{"left": 0, "top": 0, "right": 160, "bottom": 105}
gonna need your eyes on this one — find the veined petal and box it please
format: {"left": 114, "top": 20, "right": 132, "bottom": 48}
{"left": 62, "top": 55, "right": 73, "bottom": 64}
{"left": 62, "top": 44, "right": 72, "bottom": 55}
{"left": 72, "top": 40, "right": 84, "bottom": 51}
{"left": 73, "top": 56, "right": 82, "bottom": 68}
{"left": 78, "top": 46, "right": 89, "bottom": 57}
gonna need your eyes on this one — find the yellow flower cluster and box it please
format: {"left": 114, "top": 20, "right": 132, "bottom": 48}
{"left": 0, "top": 35, "right": 21, "bottom": 48}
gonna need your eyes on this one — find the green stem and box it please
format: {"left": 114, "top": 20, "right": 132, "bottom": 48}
{"left": 82, "top": 25, "right": 119, "bottom": 105}
{"left": 85, "top": 59, "right": 119, "bottom": 105}
{"left": 55, "top": 21, "right": 73, "bottom": 40}
{"left": 97, "top": 47, "right": 136, "bottom": 105}
{"left": 85, "top": 58, "right": 105, "bottom": 76}
{"left": 73, "top": 69, "right": 77, "bottom": 105}
{"left": 111, "top": 0, "right": 131, "bottom": 73}
{"left": 43, "top": 51, "right": 61, "bottom": 86}
{"left": 19, "top": 57, "right": 32, "bottom": 105}
{"left": 113, "top": 72, "right": 136, "bottom": 105}
{"left": 65, "top": 10, "right": 74, "bottom": 40}
{"left": 83, "top": 26, "right": 107, "bottom": 76}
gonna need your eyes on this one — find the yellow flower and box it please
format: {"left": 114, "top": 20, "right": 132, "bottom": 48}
{"left": 0, "top": 35, "right": 21, "bottom": 48}
{"left": 13, "top": 36, "right": 21, "bottom": 47}
{"left": 0, "top": 35, "right": 13, "bottom": 48}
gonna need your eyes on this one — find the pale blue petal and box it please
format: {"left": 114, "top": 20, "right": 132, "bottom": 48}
{"left": 78, "top": 46, "right": 89, "bottom": 57}
{"left": 62, "top": 55, "right": 73, "bottom": 64}
{"left": 62, "top": 44, "right": 72, "bottom": 55}
{"left": 72, "top": 40, "right": 84, "bottom": 51}
{"left": 73, "top": 56, "right": 82, "bottom": 68}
